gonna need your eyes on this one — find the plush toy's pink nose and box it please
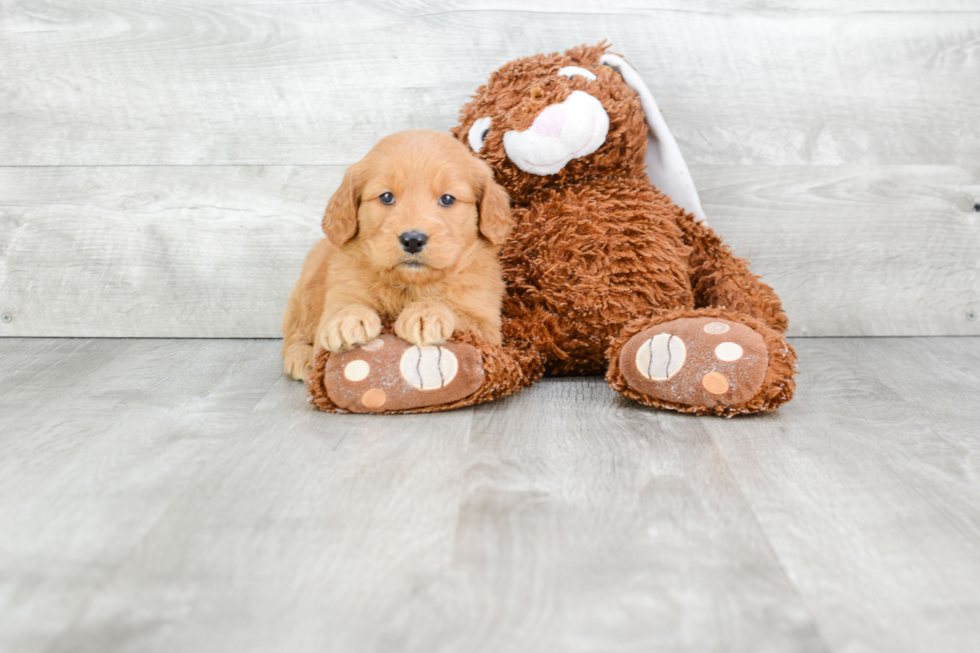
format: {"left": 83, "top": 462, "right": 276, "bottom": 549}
{"left": 530, "top": 103, "right": 567, "bottom": 138}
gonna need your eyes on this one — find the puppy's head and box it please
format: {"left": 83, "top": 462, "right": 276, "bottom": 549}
{"left": 323, "top": 130, "right": 511, "bottom": 283}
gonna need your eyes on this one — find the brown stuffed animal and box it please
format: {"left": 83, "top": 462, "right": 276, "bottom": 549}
{"left": 309, "top": 43, "right": 796, "bottom": 416}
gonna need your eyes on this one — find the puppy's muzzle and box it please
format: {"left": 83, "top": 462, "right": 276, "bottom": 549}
{"left": 399, "top": 231, "right": 428, "bottom": 254}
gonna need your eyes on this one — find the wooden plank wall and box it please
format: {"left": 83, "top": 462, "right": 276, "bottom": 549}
{"left": 1, "top": 0, "right": 978, "bottom": 337}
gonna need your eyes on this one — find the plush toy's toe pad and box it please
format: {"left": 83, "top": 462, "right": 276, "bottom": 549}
{"left": 325, "top": 335, "right": 484, "bottom": 413}
{"left": 620, "top": 318, "right": 768, "bottom": 408}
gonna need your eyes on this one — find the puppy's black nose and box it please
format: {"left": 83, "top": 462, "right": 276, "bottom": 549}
{"left": 399, "top": 231, "right": 427, "bottom": 254}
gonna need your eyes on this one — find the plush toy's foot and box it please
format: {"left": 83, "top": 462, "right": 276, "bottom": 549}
{"left": 620, "top": 317, "right": 768, "bottom": 408}
{"left": 609, "top": 312, "right": 796, "bottom": 416}
{"left": 319, "top": 335, "right": 484, "bottom": 413}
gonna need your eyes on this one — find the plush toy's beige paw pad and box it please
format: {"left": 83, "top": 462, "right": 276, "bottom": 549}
{"left": 620, "top": 318, "right": 768, "bottom": 408}
{"left": 324, "top": 335, "right": 483, "bottom": 413}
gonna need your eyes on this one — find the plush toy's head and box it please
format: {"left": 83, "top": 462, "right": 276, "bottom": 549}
{"left": 451, "top": 44, "right": 648, "bottom": 199}
{"left": 452, "top": 43, "right": 707, "bottom": 222}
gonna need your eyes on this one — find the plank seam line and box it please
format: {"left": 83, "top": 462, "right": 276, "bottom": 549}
{"left": 31, "top": 342, "right": 283, "bottom": 652}
{"left": 707, "top": 424, "right": 836, "bottom": 653}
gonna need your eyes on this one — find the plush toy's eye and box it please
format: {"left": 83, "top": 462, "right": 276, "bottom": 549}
{"left": 558, "top": 66, "right": 597, "bottom": 81}
{"left": 467, "top": 117, "right": 492, "bottom": 152}
{"left": 379, "top": 192, "right": 395, "bottom": 205}
{"left": 439, "top": 194, "right": 456, "bottom": 207}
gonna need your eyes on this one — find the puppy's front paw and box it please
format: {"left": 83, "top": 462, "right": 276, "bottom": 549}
{"left": 395, "top": 302, "right": 456, "bottom": 346}
{"left": 318, "top": 305, "right": 382, "bottom": 352}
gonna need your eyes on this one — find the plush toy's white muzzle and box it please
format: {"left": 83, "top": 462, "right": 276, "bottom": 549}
{"left": 502, "top": 91, "right": 609, "bottom": 176}
{"left": 483, "top": 55, "right": 706, "bottom": 223}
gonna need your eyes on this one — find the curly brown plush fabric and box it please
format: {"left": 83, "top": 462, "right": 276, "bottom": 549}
{"left": 448, "top": 42, "right": 796, "bottom": 414}
{"left": 308, "top": 42, "right": 796, "bottom": 416}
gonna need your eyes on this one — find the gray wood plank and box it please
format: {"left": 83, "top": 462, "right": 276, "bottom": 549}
{"left": 1, "top": 1, "right": 977, "bottom": 166}
{"left": 0, "top": 337, "right": 121, "bottom": 387}
{"left": 699, "top": 165, "right": 980, "bottom": 337}
{"left": 0, "top": 338, "right": 282, "bottom": 653}
{"left": 376, "top": 381, "right": 824, "bottom": 652}
{"left": 0, "top": 165, "right": 332, "bottom": 337}
{"left": 39, "top": 374, "right": 483, "bottom": 653}
{"left": 36, "top": 375, "right": 823, "bottom": 653}
{"left": 3, "top": 336, "right": 980, "bottom": 651}
{"left": 704, "top": 337, "right": 980, "bottom": 653}
{"left": 2, "top": 165, "right": 977, "bottom": 338}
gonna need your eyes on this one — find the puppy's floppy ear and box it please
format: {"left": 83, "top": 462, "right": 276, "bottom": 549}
{"left": 322, "top": 163, "right": 363, "bottom": 246}
{"left": 477, "top": 165, "right": 512, "bottom": 245}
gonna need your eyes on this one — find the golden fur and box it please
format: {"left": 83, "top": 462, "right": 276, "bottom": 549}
{"left": 282, "top": 130, "right": 512, "bottom": 381}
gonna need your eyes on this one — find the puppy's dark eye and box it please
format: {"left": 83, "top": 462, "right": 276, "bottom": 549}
{"left": 379, "top": 192, "right": 395, "bottom": 205}
{"left": 439, "top": 194, "right": 456, "bottom": 207}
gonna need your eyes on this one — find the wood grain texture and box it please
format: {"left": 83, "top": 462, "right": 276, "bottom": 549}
{"left": 2, "top": 164, "right": 977, "bottom": 337}
{"left": 698, "top": 165, "right": 980, "bottom": 337}
{"left": 703, "top": 338, "right": 980, "bottom": 653}
{"left": 0, "top": 338, "right": 282, "bottom": 653}
{"left": 0, "top": 165, "right": 333, "bottom": 337}
{"left": 2, "top": 336, "right": 980, "bottom": 651}
{"left": 1, "top": 1, "right": 977, "bottom": 166}
{"left": 0, "top": 338, "right": 822, "bottom": 653}
{"left": 3, "top": 1, "right": 979, "bottom": 338}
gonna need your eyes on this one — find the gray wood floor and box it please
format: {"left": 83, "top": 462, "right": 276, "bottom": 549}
{"left": 2, "top": 336, "right": 978, "bottom": 653}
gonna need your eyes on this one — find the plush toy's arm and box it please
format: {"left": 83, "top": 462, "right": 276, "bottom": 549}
{"left": 679, "top": 215, "right": 788, "bottom": 333}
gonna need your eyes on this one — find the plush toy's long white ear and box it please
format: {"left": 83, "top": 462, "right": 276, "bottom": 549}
{"left": 600, "top": 53, "right": 707, "bottom": 224}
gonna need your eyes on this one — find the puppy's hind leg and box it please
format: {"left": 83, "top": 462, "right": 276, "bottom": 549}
{"left": 282, "top": 333, "right": 316, "bottom": 381}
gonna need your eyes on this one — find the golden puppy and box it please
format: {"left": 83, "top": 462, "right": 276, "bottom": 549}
{"left": 282, "top": 130, "right": 512, "bottom": 381}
